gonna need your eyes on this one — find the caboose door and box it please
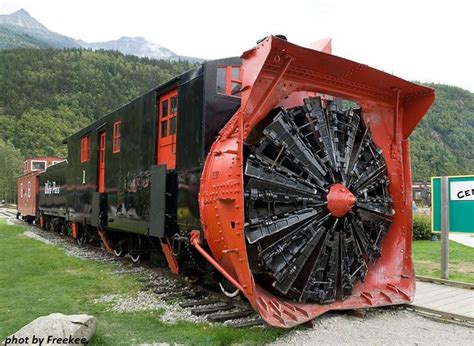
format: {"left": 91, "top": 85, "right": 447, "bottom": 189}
{"left": 157, "top": 89, "right": 178, "bottom": 169}
{"left": 98, "top": 131, "right": 106, "bottom": 193}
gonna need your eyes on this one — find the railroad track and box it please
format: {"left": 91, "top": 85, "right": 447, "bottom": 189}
{"left": 416, "top": 275, "right": 474, "bottom": 290}
{"left": 8, "top": 208, "right": 472, "bottom": 329}
{"left": 405, "top": 277, "right": 474, "bottom": 327}
{"left": 406, "top": 305, "right": 474, "bottom": 327}
{"left": 132, "top": 261, "right": 264, "bottom": 327}
{"left": 0, "top": 208, "right": 17, "bottom": 218}
{"left": 7, "top": 213, "right": 264, "bottom": 328}
{"left": 139, "top": 278, "right": 263, "bottom": 327}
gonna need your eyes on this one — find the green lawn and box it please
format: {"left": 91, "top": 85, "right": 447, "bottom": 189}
{"left": 412, "top": 240, "right": 474, "bottom": 283}
{"left": 0, "top": 220, "right": 286, "bottom": 345}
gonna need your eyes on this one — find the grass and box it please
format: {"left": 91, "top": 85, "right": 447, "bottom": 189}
{"left": 0, "top": 219, "right": 287, "bottom": 345}
{"left": 412, "top": 239, "right": 474, "bottom": 283}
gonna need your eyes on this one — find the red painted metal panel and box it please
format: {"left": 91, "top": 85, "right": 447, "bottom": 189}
{"left": 17, "top": 172, "right": 40, "bottom": 217}
{"left": 157, "top": 89, "right": 178, "bottom": 169}
{"left": 71, "top": 223, "right": 78, "bottom": 239}
{"left": 160, "top": 239, "right": 180, "bottom": 274}
{"left": 80, "top": 136, "right": 90, "bottom": 162}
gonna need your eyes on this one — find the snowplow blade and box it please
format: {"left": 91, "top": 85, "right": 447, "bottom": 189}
{"left": 199, "top": 36, "right": 435, "bottom": 327}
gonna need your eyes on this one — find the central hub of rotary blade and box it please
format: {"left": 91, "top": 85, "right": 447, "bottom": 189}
{"left": 326, "top": 183, "right": 357, "bottom": 218}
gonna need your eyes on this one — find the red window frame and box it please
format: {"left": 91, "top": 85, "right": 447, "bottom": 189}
{"left": 217, "top": 66, "right": 242, "bottom": 97}
{"left": 80, "top": 136, "right": 90, "bottom": 163}
{"left": 157, "top": 89, "right": 178, "bottom": 169}
{"left": 113, "top": 120, "right": 121, "bottom": 153}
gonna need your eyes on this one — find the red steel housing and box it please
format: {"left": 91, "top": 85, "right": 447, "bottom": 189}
{"left": 198, "top": 36, "right": 435, "bottom": 327}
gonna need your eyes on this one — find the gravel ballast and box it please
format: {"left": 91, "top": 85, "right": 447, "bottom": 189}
{"left": 18, "top": 222, "right": 210, "bottom": 324}
{"left": 92, "top": 291, "right": 209, "bottom": 324}
{"left": 271, "top": 309, "right": 474, "bottom": 345}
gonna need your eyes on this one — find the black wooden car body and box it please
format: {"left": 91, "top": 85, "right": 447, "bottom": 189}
{"left": 36, "top": 57, "right": 241, "bottom": 244}
{"left": 38, "top": 161, "right": 68, "bottom": 219}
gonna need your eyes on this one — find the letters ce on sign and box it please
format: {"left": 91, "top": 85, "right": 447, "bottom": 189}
{"left": 450, "top": 181, "right": 474, "bottom": 201}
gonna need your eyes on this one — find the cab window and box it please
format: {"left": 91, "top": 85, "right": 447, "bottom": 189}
{"left": 216, "top": 66, "right": 242, "bottom": 97}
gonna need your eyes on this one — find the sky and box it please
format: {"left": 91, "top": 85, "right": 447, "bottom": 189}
{"left": 1, "top": 0, "right": 473, "bottom": 92}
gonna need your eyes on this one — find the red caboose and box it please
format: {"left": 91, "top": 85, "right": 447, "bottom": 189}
{"left": 17, "top": 157, "right": 64, "bottom": 222}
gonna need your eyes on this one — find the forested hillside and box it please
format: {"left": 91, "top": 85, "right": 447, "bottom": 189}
{"left": 410, "top": 84, "right": 474, "bottom": 180}
{"left": 0, "top": 48, "right": 472, "bottom": 201}
{"left": 0, "top": 48, "right": 194, "bottom": 201}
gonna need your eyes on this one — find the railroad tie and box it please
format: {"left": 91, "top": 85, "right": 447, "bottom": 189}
{"left": 180, "top": 299, "right": 222, "bottom": 308}
{"left": 227, "top": 318, "right": 264, "bottom": 328}
{"left": 191, "top": 303, "right": 234, "bottom": 316}
{"left": 207, "top": 310, "right": 254, "bottom": 323}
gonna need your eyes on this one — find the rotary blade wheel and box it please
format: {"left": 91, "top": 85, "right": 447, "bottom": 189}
{"left": 243, "top": 97, "right": 393, "bottom": 304}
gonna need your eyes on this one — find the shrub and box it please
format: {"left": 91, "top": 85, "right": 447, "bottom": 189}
{"left": 412, "top": 214, "right": 432, "bottom": 240}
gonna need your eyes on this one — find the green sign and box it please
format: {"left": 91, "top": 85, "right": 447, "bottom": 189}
{"left": 431, "top": 175, "right": 474, "bottom": 233}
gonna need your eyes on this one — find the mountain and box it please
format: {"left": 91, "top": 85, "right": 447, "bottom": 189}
{"left": 0, "top": 9, "right": 202, "bottom": 61}
{"left": 0, "top": 9, "right": 80, "bottom": 49}
{"left": 0, "top": 8, "right": 48, "bottom": 31}
{"left": 77, "top": 36, "right": 203, "bottom": 62}
{"left": 78, "top": 36, "right": 177, "bottom": 60}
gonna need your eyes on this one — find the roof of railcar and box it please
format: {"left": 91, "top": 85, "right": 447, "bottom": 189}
{"left": 63, "top": 68, "right": 189, "bottom": 143}
{"left": 62, "top": 55, "right": 242, "bottom": 143}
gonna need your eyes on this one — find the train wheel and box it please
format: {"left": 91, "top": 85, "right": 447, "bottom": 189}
{"left": 219, "top": 281, "right": 240, "bottom": 298}
{"left": 60, "top": 223, "right": 67, "bottom": 235}
{"left": 129, "top": 236, "right": 143, "bottom": 263}
{"left": 186, "top": 275, "right": 201, "bottom": 285}
{"left": 113, "top": 241, "right": 127, "bottom": 257}
{"left": 76, "top": 232, "right": 87, "bottom": 246}
{"left": 130, "top": 253, "right": 141, "bottom": 263}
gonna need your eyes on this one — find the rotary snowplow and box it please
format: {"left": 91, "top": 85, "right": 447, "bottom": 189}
{"left": 198, "top": 36, "right": 435, "bottom": 327}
